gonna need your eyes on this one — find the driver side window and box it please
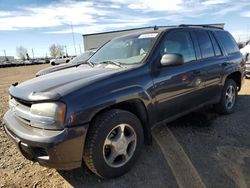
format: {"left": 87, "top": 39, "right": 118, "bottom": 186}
{"left": 161, "top": 31, "right": 196, "bottom": 63}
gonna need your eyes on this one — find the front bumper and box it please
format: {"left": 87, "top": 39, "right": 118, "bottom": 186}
{"left": 3, "top": 110, "right": 89, "bottom": 170}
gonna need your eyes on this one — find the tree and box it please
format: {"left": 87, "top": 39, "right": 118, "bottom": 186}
{"left": 49, "top": 44, "right": 65, "bottom": 58}
{"left": 16, "top": 46, "right": 27, "bottom": 60}
{"left": 49, "top": 44, "right": 57, "bottom": 58}
{"left": 57, "top": 45, "right": 65, "bottom": 57}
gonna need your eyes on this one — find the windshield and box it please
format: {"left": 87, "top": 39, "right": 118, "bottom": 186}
{"left": 70, "top": 50, "right": 95, "bottom": 64}
{"left": 88, "top": 33, "right": 158, "bottom": 65}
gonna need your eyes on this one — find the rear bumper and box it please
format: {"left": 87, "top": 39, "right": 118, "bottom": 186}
{"left": 3, "top": 110, "right": 89, "bottom": 170}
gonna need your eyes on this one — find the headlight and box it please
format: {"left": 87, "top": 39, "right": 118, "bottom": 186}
{"left": 30, "top": 102, "right": 66, "bottom": 130}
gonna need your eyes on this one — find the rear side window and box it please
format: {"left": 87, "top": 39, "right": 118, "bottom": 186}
{"left": 209, "top": 32, "right": 222, "bottom": 56}
{"left": 215, "top": 31, "right": 239, "bottom": 55}
{"left": 161, "top": 31, "right": 196, "bottom": 63}
{"left": 196, "top": 30, "right": 214, "bottom": 59}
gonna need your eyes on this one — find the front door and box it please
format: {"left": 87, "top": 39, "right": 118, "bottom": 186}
{"left": 152, "top": 30, "right": 206, "bottom": 122}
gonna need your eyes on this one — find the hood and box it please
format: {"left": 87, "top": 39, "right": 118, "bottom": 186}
{"left": 10, "top": 65, "right": 123, "bottom": 102}
{"left": 36, "top": 63, "right": 76, "bottom": 76}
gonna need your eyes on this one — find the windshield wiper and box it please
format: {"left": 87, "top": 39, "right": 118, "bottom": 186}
{"left": 98, "top": 60, "right": 123, "bottom": 68}
{"left": 75, "top": 61, "right": 94, "bottom": 67}
{"left": 85, "top": 61, "right": 94, "bottom": 67}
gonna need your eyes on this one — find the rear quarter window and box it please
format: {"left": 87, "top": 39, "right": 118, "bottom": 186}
{"left": 215, "top": 31, "right": 239, "bottom": 55}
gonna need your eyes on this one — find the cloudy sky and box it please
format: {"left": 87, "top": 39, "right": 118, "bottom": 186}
{"left": 0, "top": 0, "right": 250, "bottom": 57}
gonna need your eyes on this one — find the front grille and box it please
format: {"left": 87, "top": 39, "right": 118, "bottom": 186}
{"left": 9, "top": 98, "right": 32, "bottom": 126}
{"left": 15, "top": 98, "right": 32, "bottom": 107}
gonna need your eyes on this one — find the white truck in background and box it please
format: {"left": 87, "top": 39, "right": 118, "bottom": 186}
{"left": 50, "top": 56, "right": 71, "bottom": 66}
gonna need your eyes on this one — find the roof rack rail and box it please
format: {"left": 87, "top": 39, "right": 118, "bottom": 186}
{"left": 178, "top": 23, "right": 225, "bottom": 30}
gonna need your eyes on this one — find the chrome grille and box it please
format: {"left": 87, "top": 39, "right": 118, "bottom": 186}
{"left": 9, "top": 98, "right": 31, "bottom": 126}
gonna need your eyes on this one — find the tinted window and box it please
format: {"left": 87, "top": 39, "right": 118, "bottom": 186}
{"left": 161, "top": 31, "right": 196, "bottom": 63}
{"left": 196, "top": 31, "right": 214, "bottom": 59}
{"left": 215, "top": 31, "right": 239, "bottom": 54}
{"left": 210, "top": 32, "right": 222, "bottom": 56}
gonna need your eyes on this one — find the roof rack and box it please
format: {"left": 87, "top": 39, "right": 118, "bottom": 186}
{"left": 178, "top": 23, "right": 225, "bottom": 30}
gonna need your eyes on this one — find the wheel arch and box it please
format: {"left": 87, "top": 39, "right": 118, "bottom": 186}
{"left": 226, "top": 71, "right": 242, "bottom": 91}
{"left": 90, "top": 99, "right": 153, "bottom": 145}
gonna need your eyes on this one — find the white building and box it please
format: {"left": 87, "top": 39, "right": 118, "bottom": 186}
{"left": 0, "top": 56, "right": 14, "bottom": 62}
{"left": 82, "top": 24, "right": 225, "bottom": 50}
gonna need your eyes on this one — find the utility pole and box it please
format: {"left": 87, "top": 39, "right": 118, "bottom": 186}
{"left": 79, "top": 44, "right": 82, "bottom": 54}
{"left": 247, "top": 25, "right": 249, "bottom": 42}
{"left": 64, "top": 45, "right": 68, "bottom": 57}
{"left": 70, "top": 22, "right": 77, "bottom": 56}
{"left": 3, "top": 49, "right": 7, "bottom": 61}
{"left": 32, "top": 48, "right": 34, "bottom": 59}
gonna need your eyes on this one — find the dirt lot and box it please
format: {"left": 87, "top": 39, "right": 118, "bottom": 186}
{"left": 0, "top": 65, "right": 250, "bottom": 188}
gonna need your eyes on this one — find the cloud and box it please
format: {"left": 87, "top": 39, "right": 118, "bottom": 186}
{"left": 214, "top": 1, "right": 250, "bottom": 16}
{"left": 45, "top": 17, "right": 161, "bottom": 34}
{"left": 241, "top": 11, "right": 250, "bottom": 17}
{"left": 0, "top": 11, "right": 13, "bottom": 17}
{"left": 0, "top": 0, "right": 249, "bottom": 34}
{"left": 201, "top": 0, "right": 231, "bottom": 5}
{"left": 0, "top": 0, "right": 109, "bottom": 30}
{"left": 128, "top": 0, "right": 183, "bottom": 12}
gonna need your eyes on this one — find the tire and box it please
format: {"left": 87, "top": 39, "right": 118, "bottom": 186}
{"left": 215, "top": 79, "right": 237, "bottom": 114}
{"left": 51, "top": 62, "right": 55, "bottom": 66}
{"left": 83, "top": 109, "right": 144, "bottom": 178}
{"left": 66, "top": 60, "right": 70, "bottom": 63}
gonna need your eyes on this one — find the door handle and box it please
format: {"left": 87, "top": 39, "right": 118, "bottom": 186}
{"left": 222, "top": 62, "right": 229, "bottom": 67}
{"left": 193, "top": 70, "right": 201, "bottom": 75}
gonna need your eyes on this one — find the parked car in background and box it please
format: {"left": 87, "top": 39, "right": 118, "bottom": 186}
{"left": 3, "top": 25, "right": 245, "bottom": 179}
{"left": 0, "top": 61, "right": 12, "bottom": 68}
{"left": 240, "top": 40, "right": 250, "bottom": 57}
{"left": 239, "top": 41, "right": 250, "bottom": 78}
{"left": 24, "top": 60, "right": 33, "bottom": 65}
{"left": 50, "top": 56, "right": 71, "bottom": 65}
{"left": 36, "top": 49, "right": 96, "bottom": 76}
{"left": 245, "top": 54, "right": 250, "bottom": 78}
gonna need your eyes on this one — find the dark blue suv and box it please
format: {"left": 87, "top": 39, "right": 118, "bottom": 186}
{"left": 3, "top": 25, "right": 245, "bottom": 178}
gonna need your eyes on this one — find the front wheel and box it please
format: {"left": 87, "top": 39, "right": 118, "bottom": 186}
{"left": 83, "top": 109, "right": 144, "bottom": 178}
{"left": 215, "top": 79, "right": 237, "bottom": 114}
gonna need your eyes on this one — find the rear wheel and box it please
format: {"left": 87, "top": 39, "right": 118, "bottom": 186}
{"left": 51, "top": 62, "right": 55, "bottom": 66}
{"left": 83, "top": 109, "right": 144, "bottom": 178}
{"left": 215, "top": 79, "right": 237, "bottom": 114}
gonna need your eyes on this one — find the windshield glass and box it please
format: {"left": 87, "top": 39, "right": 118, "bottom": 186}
{"left": 70, "top": 50, "right": 95, "bottom": 64}
{"left": 88, "top": 33, "right": 158, "bottom": 65}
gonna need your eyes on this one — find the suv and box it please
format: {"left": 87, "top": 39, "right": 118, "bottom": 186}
{"left": 3, "top": 25, "right": 245, "bottom": 179}
{"left": 50, "top": 56, "right": 71, "bottom": 66}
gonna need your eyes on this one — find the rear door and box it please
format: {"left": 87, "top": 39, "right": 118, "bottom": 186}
{"left": 192, "top": 29, "right": 226, "bottom": 102}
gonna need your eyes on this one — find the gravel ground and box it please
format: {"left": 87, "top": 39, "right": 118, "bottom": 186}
{"left": 0, "top": 65, "right": 249, "bottom": 188}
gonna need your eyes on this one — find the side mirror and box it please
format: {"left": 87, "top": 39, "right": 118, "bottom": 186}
{"left": 160, "top": 53, "right": 184, "bottom": 66}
